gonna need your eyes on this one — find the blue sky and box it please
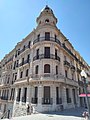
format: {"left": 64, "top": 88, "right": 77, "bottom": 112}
{"left": 0, "top": 0, "right": 90, "bottom": 65}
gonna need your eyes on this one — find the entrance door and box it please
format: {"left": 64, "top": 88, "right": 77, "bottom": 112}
{"left": 72, "top": 89, "right": 76, "bottom": 104}
{"left": 44, "top": 86, "right": 50, "bottom": 104}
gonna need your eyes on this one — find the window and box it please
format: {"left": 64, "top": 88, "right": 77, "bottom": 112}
{"left": 13, "top": 61, "right": 16, "bottom": 69}
{"left": 36, "top": 49, "right": 39, "bottom": 59}
{"left": 45, "top": 32, "right": 50, "bottom": 40}
{"left": 23, "top": 88, "right": 27, "bottom": 102}
{"left": 23, "top": 45, "right": 25, "bottom": 51}
{"left": 28, "top": 41, "right": 31, "bottom": 48}
{"left": 35, "top": 65, "right": 39, "bottom": 74}
{"left": 55, "top": 34, "right": 57, "bottom": 41}
{"left": 45, "top": 19, "right": 49, "bottom": 23}
{"left": 18, "top": 49, "right": 20, "bottom": 55}
{"left": 15, "top": 73, "right": 17, "bottom": 80}
{"left": 35, "top": 87, "right": 38, "bottom": 98}
{"left": 66, "top": 88, "right": 71, "bottom": 103}
{"left": 37, "top": 34, "right": 40, "bottom": 41}
{"left": 22, "top": 58, "right": 24, "bottom": 65}
{"left": 27, "top": 54, "right": 30, "bottom": 63}
{"left": 65, "top": 70, "right": 68, "bottom": 78}
{"left": 44, "top": 64, "right": 50, "bottom": 73}
{"left": 20, "top": 71, "right": 23, "bottom": 78}
{"left": 26, "top": 69, "right": 29, "bottom": 77}
{"left": 56, "top": 66, "right": 58, "bottom": 75}
{"left": 55, "top": 49, "right": 57, "bottom": 59}
{"left": 44, "top": 47, "right": 50, "bottom": 58}
{"left": 16, "top": 60, "right": 19, "bottom": 67}
{"left": 17, "top": 88, "right": 21, "bottom": 101}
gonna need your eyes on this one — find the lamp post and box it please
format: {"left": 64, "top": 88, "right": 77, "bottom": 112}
{"left": 81, "top": 70, "right": 90, "bottom": 119}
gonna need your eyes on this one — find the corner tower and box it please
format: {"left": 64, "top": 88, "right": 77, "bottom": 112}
{"left": 36, "top": 5, "right": 57, "bottom": 27}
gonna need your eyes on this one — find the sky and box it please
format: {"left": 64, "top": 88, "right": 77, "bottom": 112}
{"left": 0, "top": 0, "right": 90, "bottom": 65}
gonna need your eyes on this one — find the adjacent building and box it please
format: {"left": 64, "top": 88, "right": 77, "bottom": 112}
{"left": 0, "top": 5, "right": 90, "bottom": 118}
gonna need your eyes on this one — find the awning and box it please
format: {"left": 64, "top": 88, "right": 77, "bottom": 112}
{"left": 79, "top": 93, "right": 90, "bottom": 97}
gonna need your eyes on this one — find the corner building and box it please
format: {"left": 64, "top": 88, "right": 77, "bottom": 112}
{"left": 0, "top": 6, "right": 90, "bottom": 117}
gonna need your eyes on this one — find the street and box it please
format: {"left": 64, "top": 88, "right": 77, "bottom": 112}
{"left": 3, "top": 107, "right": 86, "bottom": 120}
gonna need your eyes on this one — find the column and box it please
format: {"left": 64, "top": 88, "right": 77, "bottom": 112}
{"left": 76, "top": 88, "right": 80, "bottom": 107}
{"left": 8, "top": 88, "right": 11, "bottom": 100}
{"left": 14, "top": 88, "right": 18, "bottom": 102}
{"left": 69, "top": 88, "right": 74, "bottom": 107}
{"left": 39, "top": 61, "right": 43, "bottom": 76}
{"left": 60, "top": 51, "right": 65, "bottom": 76}
{"left": 51, "top": 85, "right": 56, "bottom": 109}
{"left": 26, "top": 86, "right": 30, "bottom": 105}
{"left": 62, "top": 86, "right": 67, "bottom": 109}
{"left": 37, "top": 85, "right": 43, "bottom": 109}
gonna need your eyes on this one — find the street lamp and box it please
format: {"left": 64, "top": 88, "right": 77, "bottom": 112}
{"left": 81, "top": 70, "right": 90, "bottom": 119}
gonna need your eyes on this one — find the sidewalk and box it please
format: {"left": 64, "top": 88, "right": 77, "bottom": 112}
{"left": 3, "top": 107, "right": 85, "bottom": 120}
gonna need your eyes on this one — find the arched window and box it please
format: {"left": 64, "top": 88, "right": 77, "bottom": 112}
{"left": 45, "top": 19, "right": 49, "bottom": 23}
{"left": 44, "top": 64, "right": 50, "bottom": 73}
{"left": 35, "top": 65, "right": 39, "bottom": 74}
{"left": 56, "top": 66, "right": 58, "bottom": 75}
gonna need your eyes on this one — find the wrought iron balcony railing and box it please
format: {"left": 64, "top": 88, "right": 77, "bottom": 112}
{"left": 33, "top": 54, "right": 60, "bottom": 62}
{"left": 42, "top": 98, "right": 53, "bottom": 104}
{"left": 0, "top": 96, "right": 8, "bottom": 100}
{"left": 77, "top": 68, "right": 81, "bottom": 73}
{"left": 70, "top": 65, "right": 75, "bottom": 71}
{"left": 64, "top": 60, "right": 70, "bottom": 67}
{"left": 19, "top": 59, "right": 30, "bottom": 67}
{"left": 33, "top": 37, "right": 61, "bottom": 46}
{"left": 22, "top": 97, "right": 26, "bottom": 103}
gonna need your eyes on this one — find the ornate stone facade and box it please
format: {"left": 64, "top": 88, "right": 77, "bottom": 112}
{"left": 0, "top": 5, "right": 90, "bottom": 117}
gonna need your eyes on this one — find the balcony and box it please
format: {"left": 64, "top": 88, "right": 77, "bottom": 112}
{"left": 42, "top": 98, "right": 53, "bottom": 104}
{"left": 5, "top": 58, "right": 13, "bottom": 65}
{"left": 77, "top": 68, "right": 81, "bottom": 73}
{"left": 62, "top": 44, "right": 75, "bottom": 57}
{"left": 33, "top": 37, "right": 61, "bottom": 46}
{"left": 33, "top": 54, "right": 60, "bottom": 62}
{"left": 15, "top": 45, "right": 30, "bottom": 58}
{"left": 65, "top": 77, "right": 78, "bottom": 87}
{"left": 71, "top": 65, "right": 75, "bottom": 71}
{"left": 56, "top": 98, "right": 62, "bottom": 104}
{"left": 0, "top": 96, "right": 8, "bottom": 100}
{"left": 30, "top": 74, "right": 64, "bottom": 82}
{"left": 19, "top": 46, "right": 29, "bottom": 55}
{"left": 64, "top": 60, "right": 70, "bottom": 67}
{"left": 19, "top": 59, "right": 30, "bottom": 67}
{"left": 78, "top": 80, "right": 84, "bottom": 86}
{"left": 31, "top": 98, "right": 38, "bottom": 104}
{"left": 14, "top": 77, "right": 29, "bottom": 84}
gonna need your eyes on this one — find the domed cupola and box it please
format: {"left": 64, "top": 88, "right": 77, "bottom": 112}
{"left": 36, "top": 5, "right": 57, "bottom": 26}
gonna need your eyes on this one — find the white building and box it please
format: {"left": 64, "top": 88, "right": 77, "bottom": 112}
{"left": 0, "top": 5, "right": 90, "bottom": 118}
